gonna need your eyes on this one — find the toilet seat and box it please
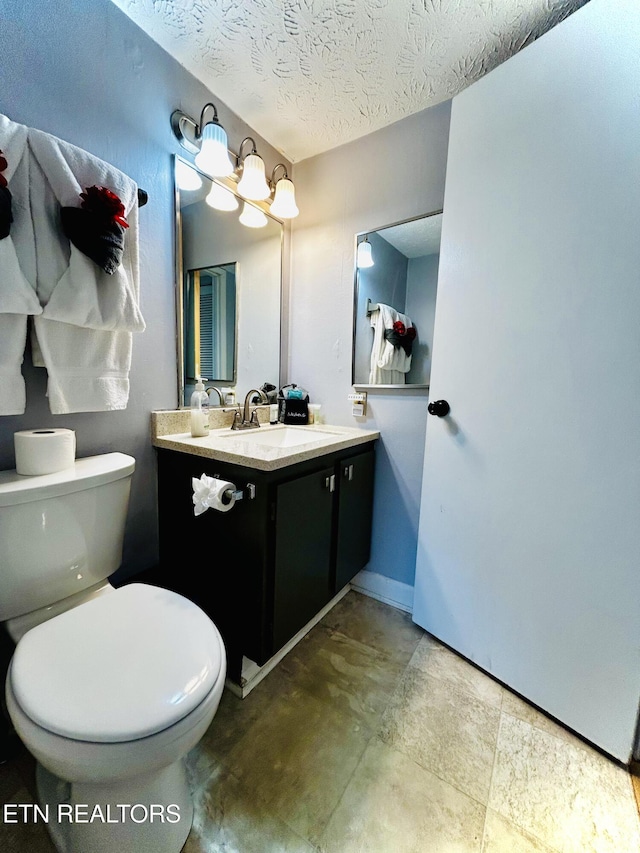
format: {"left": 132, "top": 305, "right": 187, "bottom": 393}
{"left": 10, "top": 583, "right": 223, "bottom": 743}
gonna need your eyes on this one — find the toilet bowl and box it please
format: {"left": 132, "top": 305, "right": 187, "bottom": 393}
{"left": 0, "top": 454, "right": 227, "bottom": 852}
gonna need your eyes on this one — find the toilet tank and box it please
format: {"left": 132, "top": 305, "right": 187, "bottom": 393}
{"left": 0, "top": 453, "right": 135, "bottom": 621}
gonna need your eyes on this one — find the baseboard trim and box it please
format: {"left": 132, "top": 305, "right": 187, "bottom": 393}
{"left": 350, "top": 569, "right": 414, "bottom": 614}
{"left": 224, "top": 571, "right": 414, "bottom": 699}
{"left": 225, "top": 584, "right": 351, "bottom": 699}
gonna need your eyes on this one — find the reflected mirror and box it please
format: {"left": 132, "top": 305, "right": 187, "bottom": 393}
{"left": 184, "top": 263, "right": 236, "bottom": 383}
{"left": 175, "top": 157, "right": 282, "bottom": 406}
{"left": 352, "top": 210, "right": 442, "bottom": 388}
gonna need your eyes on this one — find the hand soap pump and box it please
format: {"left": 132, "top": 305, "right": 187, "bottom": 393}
{"left": 190, "top": 377, "right": 210, "bottom": 437}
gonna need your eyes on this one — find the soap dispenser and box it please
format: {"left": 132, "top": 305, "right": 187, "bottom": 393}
{"left": 190, "top": 378, "right": 210, "bottom": 437}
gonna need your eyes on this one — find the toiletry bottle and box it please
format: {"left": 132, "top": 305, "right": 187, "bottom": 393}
{"left": 225, "top": 390, "right": 236, "bottom": 406}
{"left": 190, "top": 378, "right": 210, "bottom": 437}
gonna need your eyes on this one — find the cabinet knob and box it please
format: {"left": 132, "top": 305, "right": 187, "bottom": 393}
{"left": 428, "top": 399, "right": 450, "bottom": 417}
{"left": 343, "top": 464, "right": 354, "bottom": 481}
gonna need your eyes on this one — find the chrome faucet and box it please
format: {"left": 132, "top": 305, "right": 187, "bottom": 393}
{"left": 231, "top": 388, "right": 268, "bottom": 430}
{"left": 205, "top": 386, "right": 225, "bottom": 406}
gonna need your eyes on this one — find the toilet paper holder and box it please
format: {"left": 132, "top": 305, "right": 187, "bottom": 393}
{"left": 212, "top": 475, "right": 256, "bottom": 501}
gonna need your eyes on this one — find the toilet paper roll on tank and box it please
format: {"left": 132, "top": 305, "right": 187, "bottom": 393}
{"left": 14, "top": 428, "right": 76, "bottom": 476}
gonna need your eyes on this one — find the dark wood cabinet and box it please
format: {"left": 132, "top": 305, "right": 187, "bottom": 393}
{"left": 334, "top": 449, "right": 375, "bottom": 593}
{"left": 154, "top": 441, "right": 376, "bottom": 685}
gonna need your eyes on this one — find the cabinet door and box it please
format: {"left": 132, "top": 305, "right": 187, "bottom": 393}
{"left": 335, "top": 449, "right": 375, "bottom": 592}
{"left": 272, "top": 465, "right": 334, "bottom": 654}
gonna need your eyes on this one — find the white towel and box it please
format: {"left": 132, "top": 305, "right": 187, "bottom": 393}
{"left": 369, "top": 303, "right": 413, "bottom": 384}
{"left": 0, "top": 115, "right": 42, "bottom": 414}
{"left": 26, "top": 124, "right": 145, "bottom": 413}
{"left": 0, "top": 316, "right": 29, "bottom": 415}
{"left": 33, "top": 318, "right": 133, "bottom": 414}
{"left": 0, "top": 114, "right": 40, "bottom": 316}
{"left": 28, "top": 126, "right": 145, "bottom": 331}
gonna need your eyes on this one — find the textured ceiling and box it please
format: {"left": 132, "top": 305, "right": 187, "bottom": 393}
{"left": 111, "top": 0, "right": 588, "bottom": 163}
{"left": 379, "top": 213, "right": 442, "bottom": 258}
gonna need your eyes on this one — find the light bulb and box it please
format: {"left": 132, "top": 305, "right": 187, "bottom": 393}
{"left": 270, "top": 177, "right": 299, "bottom": 219}
{"left": 237, "top": 153, "right": 270, "bottom": 201}
{"left": 194, "top": 121, "right": 234, "bottom": 177}
{"left": 239, "top": 202, "right": 268, "bottom": 228}
{"left": 205, "top": 182, "right": 239, "bottom": 211}
{"left": 175, "top": 160, "right": 202, "bottom": 191}
{"left": 357, "top": 239, "right": 374, "bottom": 268}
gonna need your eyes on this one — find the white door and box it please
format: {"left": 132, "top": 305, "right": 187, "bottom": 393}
{"left": 412, "top": 0, "right": 640, "bottom": 762}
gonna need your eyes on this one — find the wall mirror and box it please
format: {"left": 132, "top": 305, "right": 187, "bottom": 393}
{"left": 175, "top": 156, "right": 282, "bottom": 406}
{"left": 352, "top": 210, "right": 442, "bottom": 388}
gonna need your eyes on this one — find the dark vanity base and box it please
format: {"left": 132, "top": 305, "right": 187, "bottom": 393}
{"left": 153, "top": 442, "right": 375, "bottom": 685}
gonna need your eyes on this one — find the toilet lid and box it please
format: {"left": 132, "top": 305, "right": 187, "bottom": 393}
{"left": 10, "top": 584, "right": 224, "bottom": 743}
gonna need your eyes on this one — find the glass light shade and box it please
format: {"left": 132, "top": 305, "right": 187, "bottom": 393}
{"left": 237, "top": 153, "right": 270, "bottom": 201}
{"left": 270, "top": 178, "right": 299, "bottom": 219}
{"left": 194, "top": 122, "right": 234, "bottom": 177}
{"left": 357, "top": 239, "right": 374, "bottom": 268}
{"left": 205, "top": 182, "right": 239, "bottom": 211}
{"left": 175, "top": 159, "right": 202, "bottom": 191}
{"left": 239, "top": 202, "right": 268, "bottom": 228}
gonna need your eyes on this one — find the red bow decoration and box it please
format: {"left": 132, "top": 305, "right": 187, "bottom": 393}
{"left": 80, "top": 186, "right": 129, "bottom": 229}
{"left": 384, "top": 321, "right": 417, "bottom": 355}
{"left": 61, "top": 185, "right": 129, "bottom": 274}
{"left": 0, "top": 151, "right": 7, "bottom": 189}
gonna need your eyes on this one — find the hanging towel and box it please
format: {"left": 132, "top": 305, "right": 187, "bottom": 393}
{"left": 0, "top": 115, "right": 42, "bottom": 414}
{"left": 26, "top": 124, "right": 145, "bottom": 413}
{"left": 0, "top": 115, "right": 41, "bottom": 316}
{"left": 27, "top": 126, "right": 145, "bottom": 332}
{"left": 32, "top": 320, "right": 133, "bottom": 414}
{"left": 369, "top": 302, "right": 413, "bottom": 384}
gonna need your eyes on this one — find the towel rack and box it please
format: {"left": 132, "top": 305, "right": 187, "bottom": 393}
{"left": 365, "top": 298, "right": 379, "bottom": 316}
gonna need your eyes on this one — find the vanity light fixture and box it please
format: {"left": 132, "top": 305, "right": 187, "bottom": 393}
{"left": 236, "top": 138, "right": 271, "bottom": 201}
{"left": 239, "top": 201, "right": 268, "bottom": 228}
{"left": 171, "top": 102, "right": 234, "bottom": 178}
{"left": 357, "top": 235, "right": 374, "bottom": 268}
{"left": 172, "top": 105, "right": 300, "bottom": 215}
{"left": 269, "top": 164, "right": 299, "bottom": 219}
{"left": 205, "top": 181, "right": 239, "bottom": 212}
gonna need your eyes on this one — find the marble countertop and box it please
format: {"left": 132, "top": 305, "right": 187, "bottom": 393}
{"left": 152, "top": 423, "right": 380, "bottom": 472}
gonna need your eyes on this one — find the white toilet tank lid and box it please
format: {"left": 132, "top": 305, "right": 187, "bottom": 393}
{"left": 10, "top": 584, "right": 224, "bottom": 743}
{"left": 0, "top": 452, "right": 135, "bottom": 506}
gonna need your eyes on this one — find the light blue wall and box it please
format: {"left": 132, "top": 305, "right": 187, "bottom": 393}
{"left": 0, "top": 0, "right": 288, "bottom": 581}
{"left": 289, "top": 102, "right": 451, "bottom": 590}
{"left": 406, "top": 253, "right": 440, "bottom": 385}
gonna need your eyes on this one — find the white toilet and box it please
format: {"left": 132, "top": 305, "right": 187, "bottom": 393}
{"left": 0, "top": 452, "right": 226, "bottom": 853}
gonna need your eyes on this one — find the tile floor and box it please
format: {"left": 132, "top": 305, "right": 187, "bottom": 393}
{"left": 1, "top": 590, "right": 640, "bottom": 852}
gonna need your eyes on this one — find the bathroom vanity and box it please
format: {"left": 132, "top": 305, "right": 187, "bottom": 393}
{"left": 152, "top": 419, "right": 378, "bottom": 687}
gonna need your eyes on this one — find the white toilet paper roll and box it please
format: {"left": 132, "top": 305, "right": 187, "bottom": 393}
{"left": 208, "top": 479, "right": 236, "bottom": 513}
{"left": 14, "top": 428, "right": 76, "bottom": 476}
{"left": 192, "top": 474, "right": 237, "bottom": 516}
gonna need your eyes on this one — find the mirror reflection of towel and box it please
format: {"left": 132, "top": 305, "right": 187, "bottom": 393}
{"left": 369, "top": 302, "right": 413, "bottom": 384}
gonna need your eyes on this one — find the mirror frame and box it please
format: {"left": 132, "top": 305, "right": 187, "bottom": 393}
{"left": 174, "top": 155, "right": 284, "bottom": 407}
{"left": 351, "top": 208, "right": 443, "bottom": 390}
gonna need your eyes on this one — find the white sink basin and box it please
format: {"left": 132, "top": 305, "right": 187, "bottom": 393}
{"left": 220, "top": 426, "right": 342, "bottom": 448}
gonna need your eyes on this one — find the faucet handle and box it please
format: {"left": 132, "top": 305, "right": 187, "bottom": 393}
{"left": 249, "top": 408, "right": 261, "bottom": 427}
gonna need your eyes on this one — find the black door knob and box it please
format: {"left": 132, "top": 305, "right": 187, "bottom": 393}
{"left": 428, "top": 399, "right": 450, "bottom": 417}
